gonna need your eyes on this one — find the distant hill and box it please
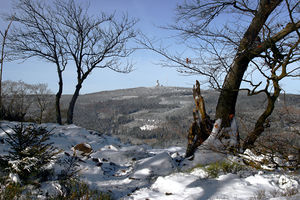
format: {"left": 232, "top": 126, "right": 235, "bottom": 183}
{"left": 62, "top": 86, "right": 300, "bottom": 148}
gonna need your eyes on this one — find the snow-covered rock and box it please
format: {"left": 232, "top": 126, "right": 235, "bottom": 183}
{"left": 132, "top": 152, "right": 176, "bottom": 179}
{"left": 278, "top": 175, "right": 299, "bottom": 190}
{"left": 40, "top": 181, "right": 64, "bottom": 197}
{"left": 100, "top": 144, "right": 119, "bottom": 151}
{"left": 180, "top": 149, "right": 226, "bottom": 171}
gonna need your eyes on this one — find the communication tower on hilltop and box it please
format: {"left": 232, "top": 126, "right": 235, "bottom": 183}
{"left": 156, "top": 80, "right": 160, "bottom": 87}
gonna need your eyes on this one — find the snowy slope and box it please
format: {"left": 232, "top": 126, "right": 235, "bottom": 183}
{"left": 0, "top": 121, "right": 299, "bottom": 200}
{"left": 127, "top": 172, "right": 300, "bottom": 200}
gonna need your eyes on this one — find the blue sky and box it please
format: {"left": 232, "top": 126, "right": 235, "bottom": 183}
{"left": 1, "top": 0, "right": 200, "bottom": 94}
{"left": 1, "top": 0, "right": 299, "bottom": 94}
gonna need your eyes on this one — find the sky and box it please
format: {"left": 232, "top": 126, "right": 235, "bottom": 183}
{"left": 0, "top": 0, "right": 299, "bottom": 95}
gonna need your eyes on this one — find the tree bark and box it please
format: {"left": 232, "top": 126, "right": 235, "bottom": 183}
{"left": 55, "top": 70, "right": 63, "bottom": 125}
{"left": 66, "top": 63, "right": 92, "bottom": 124}
{"left": 242, "top": 76, "right": 281, "bottom": 151}
{"left": 66, "top": 82, "right": 82, "bottom": 124}
{"left": 242, "top": 95, "right": 277, "bottom": 150}
{"left": 185, "top": 81, "right": 213, "bottom": 158}
{"left": 215, "top": 0, "right": 282, "bottom": 127}
{"left": 39, "top": 109, "right": 43, "bottom": 124}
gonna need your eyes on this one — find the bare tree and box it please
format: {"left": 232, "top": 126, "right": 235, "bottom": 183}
{"left": 54, "top": 0, "right": 137, "bottom": 124}
{"left": 0, "top": 20, "right": 13, "bottom": 115}
{"left": 7, "top": 0, "right": 137, "bottom": 124}
{"left": 242, "top": 15, "right": 300, "bottom": 150}
{"left": 139, "top": 0, "right": 300, "bottom": 156}
{"left": 7, "top": 0, "right": 67, "bottom": 124}
{"left": 30, "top": 83, "right": 53, "bottom": 124}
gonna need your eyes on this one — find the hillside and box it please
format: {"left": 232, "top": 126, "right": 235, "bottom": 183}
{"left": 64, "top": 86, "right": 300, "bottom": 148}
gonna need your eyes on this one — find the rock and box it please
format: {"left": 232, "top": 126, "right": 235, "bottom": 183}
{"left": 71, "top": 143, "right": 93, "bottom": 156}
{"left": 100, "top": 145, "right": 119, "bottom": 151}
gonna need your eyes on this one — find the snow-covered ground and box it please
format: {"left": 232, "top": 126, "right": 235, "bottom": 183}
{"left": 128, "top": 171, "right": 300, "bottom": 200}
{"left": 140, "top": 124, "right": 158, "bottom": 131}
{"left": 0, "top": 121, "right": 299, "bottom": 199}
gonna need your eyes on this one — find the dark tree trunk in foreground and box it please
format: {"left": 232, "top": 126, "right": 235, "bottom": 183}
{"left": 215, "top": 0, "right": 282, "bottom": 126}
{"left": 184, "top": 0, "right": 300, "bottom": 157}
{"left": 186, "top": 0, "right": 282, "bottom": 157}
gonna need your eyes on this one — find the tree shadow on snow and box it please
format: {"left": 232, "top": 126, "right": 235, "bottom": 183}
{"left": 186, "top": 174, "right": 235, "bottom": 200}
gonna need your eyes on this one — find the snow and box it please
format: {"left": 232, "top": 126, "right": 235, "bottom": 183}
{"left": 140, "top": 124, "right": 158, "bottom": 130}
{"left": 202, "top": 117, "right": 239, "bottom": 151}
{"left": 9, "top": 173, "right": 21, "bottom": 184}
{"left": 40, "top": 181, "right": 63, "bottom": 197}
{"left": 0, "top": 121, "right": 299, "bottom": 199}
{"left": 132, "top": 152, "right": 176, "bottom": 179}
{"left": 278, "top": 175, "right": 299, "bottom": 190}
{"left": 128, "top": 172, "right": 300, "bottom": 200}
{"left": 112, "top": 95, "right": 138, "bottom": 100}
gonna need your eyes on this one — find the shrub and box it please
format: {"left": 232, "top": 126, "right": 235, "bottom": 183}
{"left": 0, "top": 180, "right": 111, "bottom": 200}
{"left": 0, "top": 106, "right": 26, "bottom": 122}
{"left": 0, "top": 80, "right": 33, "bottom": 122}
{"left": 57, "top": 153, "right": 81, "bottom": 182}
{"left": 0, "top": 183, "right": 23, "bottom": 200}
{"left": 56, "top": 153, "right": 112, "bottom": 199}
{"left": 53, "top": 179, "right": 111, "bottom": 200}
{"left": 0, "top": 80, "right": 54, "bottom": 123}
{"left": 189, "top": 160, "right": 246, "bottom": 178}
{"left": 205, "top": 160, "right": 245, "bottom": 178}
{"left": 3, "top": 123, "right": 60, "bottom": 184}
{"left": 249, "top": 190, "right": 266, "bottom": 200}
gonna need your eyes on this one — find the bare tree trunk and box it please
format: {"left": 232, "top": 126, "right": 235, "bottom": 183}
{"left": 39, "top": 109, "right": 43, "bottom": 124}
{"left": 215, "top": 0, "right": 282, "bottom": 127}
{"left": 185, "top": 81, "right": 213, "bottom": 158}
{"left": 0, "top": 20, "right": 13, "bottom": 112}
{"left": 56, "top": 70, "right": 63, "bottom": 125}
{"left": 242, "top": 80, "right": 281, "bottom": 150}
{"left": 215, "top": 57, "right": 250, "bottom": 126}
{"left": 66, "top": 82, "right": 82, "bottom": 124}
